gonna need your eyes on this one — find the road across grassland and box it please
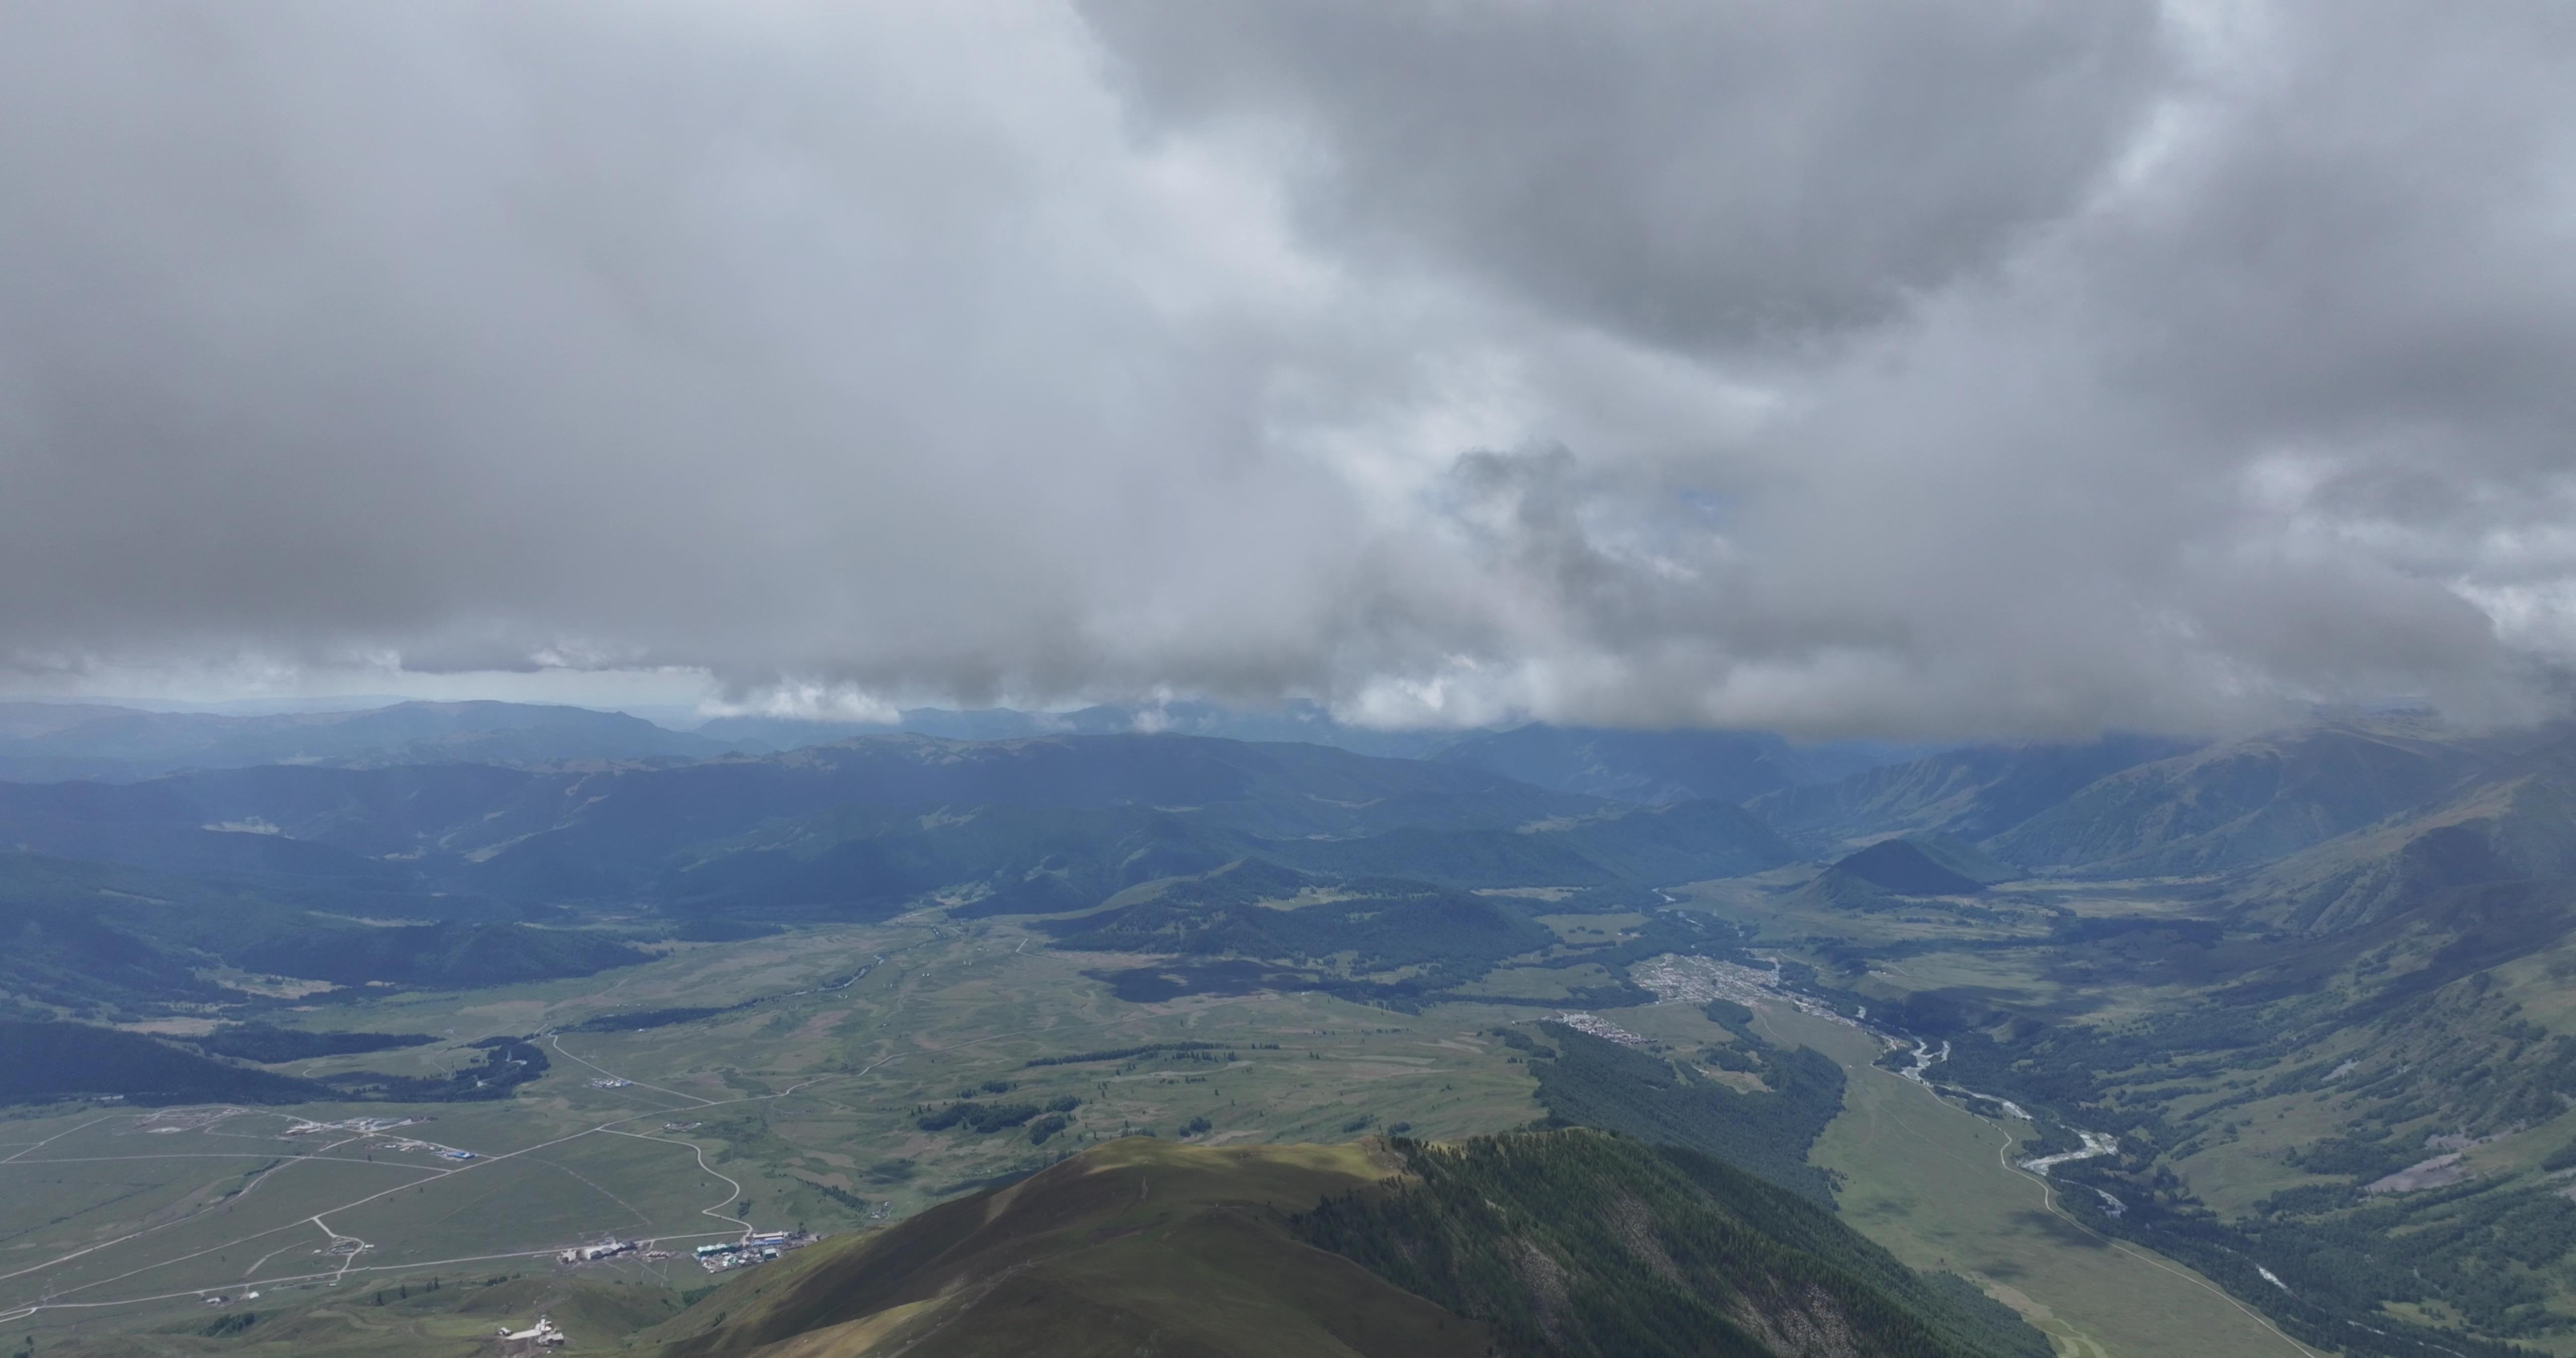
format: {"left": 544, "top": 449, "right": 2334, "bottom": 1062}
{"left": 0, "top": 959, "right": 1282, "bottom": 1327}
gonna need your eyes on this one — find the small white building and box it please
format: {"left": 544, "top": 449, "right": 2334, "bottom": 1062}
{"left": 496, "top": 1315, "right": 568, "bottom": 1352}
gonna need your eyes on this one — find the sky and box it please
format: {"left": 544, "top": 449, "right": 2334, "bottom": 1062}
{"left": 4, "top": 1, "right": 2574, "bottom": 738}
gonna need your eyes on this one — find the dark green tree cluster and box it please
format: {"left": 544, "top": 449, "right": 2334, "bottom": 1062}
{"left": 1053, "top": 888, "right": 1554, "bottom": 987}
{"left": 187, "top": 1024, "right": 433, "bottom": 1063}
{"left": 321, "top": 1035, "right": 548, "bottom": 1102}
{"left": 1521, "top": 1019, "right": 1845, "bottom": 1203}
{"left": 1022, "top": 1041, "right": 1226, "bottom": 1067}
{"left": 916, "top": 1100, "right": 1041, "bottom": 1134}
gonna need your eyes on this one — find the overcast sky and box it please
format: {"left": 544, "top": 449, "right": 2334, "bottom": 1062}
{"left": 5, "top": 1, "right": 2574, "bottom": 737}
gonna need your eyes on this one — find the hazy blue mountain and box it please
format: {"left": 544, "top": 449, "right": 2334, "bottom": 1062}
{"left": 1745, "top": 733, "right": 2196, "bottom": 853}
{"left": 1903, "top": 833, "right": 2022, "bottom": 884}
{"left": 1830, "top": 839, "right": 1992, "bottom": 895}
{"left": 2232, "top": 730, "right": 2576, "bottom": 932}
{"left": 1780, "top": 835, "right": 2014, "bottom": 915}
{"left": 1256, "top": 799, "right": 1794, "bottom": 888}
{"left": 694, "top": 699, "right": 1450, "bottom": 757}
{"left": 1427, "top": 724, "right": 1915, "bottom": 806}
{"left": 448, "top": 735, "right": 1739, "bottom": 904}
{"left": 0, "top": 734, "right": 1791, "bottom": 940}
{"left": 1986, "top": 718, "right": 2497, "bottom": 877}
{"left": 0, "top": 851, "right": 638, "bottom": 1018}
{"left": 0, "top": 702, "right": 141, "bottom": 739}
{"left": 0, "top": 699, "right": 731, "bottom": 781}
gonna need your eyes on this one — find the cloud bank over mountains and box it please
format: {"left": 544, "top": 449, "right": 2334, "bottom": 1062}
{"left": 4, "top": 1, "right": 2573, "bottom": 737}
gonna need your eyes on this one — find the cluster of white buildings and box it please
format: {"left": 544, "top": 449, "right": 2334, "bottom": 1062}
{"left": 283, "top": 1116, "right": 419, "bottom": 1137}
{"left": 1548, "top": 1011, "right": 1650, "bottom": 1047}
{"left": 556, "top": 1238, "right": 640, "bottom": 1264}
{"left": 555, "top": 1236, "right": 679, "bottom": 1267}
{"left": 695, "top": 1231, "right": 812, "bottom": 1272}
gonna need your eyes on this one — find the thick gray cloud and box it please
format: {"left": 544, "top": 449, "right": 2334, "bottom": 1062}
{"left": 1081, "top": 0, "right": 2165, "bottom": 349}
{"left": 2, "top": 1, "right": 2572, "bottom": 737}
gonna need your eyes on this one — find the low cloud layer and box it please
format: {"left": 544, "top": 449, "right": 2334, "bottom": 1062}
{"left": 4, "top": 2, "right": 2573, "bottom": 737}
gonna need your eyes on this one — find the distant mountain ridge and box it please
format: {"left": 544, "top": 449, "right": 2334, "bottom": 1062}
{"left": 22, "top": 698, "right": 2576, "bottom": 963}
{"left": 0, "top": 699, "right": 731, "bottom": 781}
{"left": 1744, "top": 733, "right": 2196, "bottom": 854}
{"left": 2232, "top": 730, "right": 2576, "bottom": 932}
{"left": 1986, "top": 719, "right": 2497, "bottom": 876}
{"left": 698, "top": 699, "right": 1453, "bottom": 758}
{"left": 1428, "top": 723, "right": 1914, "bottom": 806}
{"left": 0, "top": 732, "right": 1796, "bottom": 1005}
{"left": 1743, "top": 717, "right": 2576, "bottom": 955}
{"left": 0, "top": 699, "right": 1933, "bottom": 797}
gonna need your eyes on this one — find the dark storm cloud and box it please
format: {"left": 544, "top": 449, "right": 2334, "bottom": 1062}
{"left": 1080, "top": 0, "right": 2166, "bottom": 349}
{"left": 1, "top": 2, "right": 2572, "bottom": 736}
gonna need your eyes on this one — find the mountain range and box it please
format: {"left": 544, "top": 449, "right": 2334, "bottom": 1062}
{"left": 0, "top": 696, "right": 1915, "bottom": 789}
{"left": 0, "top": 730, "right": 1799, "bottom": 1016}
{"left": 16, "top": 703, "right": 2576, "bottom": 1012}
{"left": 20, "top": 700, "right": 2576, "bottom": 1354}
{"left": 0, "top": 699, "right": 732, "bottom": 781}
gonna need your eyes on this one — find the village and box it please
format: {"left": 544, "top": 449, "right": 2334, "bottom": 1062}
{"left": 280, "top": 1115, "right": 480, "bottom": 1160}
{"left": 550, "top": 1229, "right": 822, "bottom": 1274}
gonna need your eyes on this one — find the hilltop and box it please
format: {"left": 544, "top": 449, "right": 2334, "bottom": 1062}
{"left": 646, "top": 1132, "right": 2046, "bottom": 1358}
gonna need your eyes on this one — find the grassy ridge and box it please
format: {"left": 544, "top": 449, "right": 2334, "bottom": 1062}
{"left": 646, "top": 1134, "right": 2045, "bottom": 1358}
{"left": 1297, "top": 1132, "right": 2048, "bottom": 1358}
{"left": 647, "top": 1138, "right": 1489, "bottom": 1358}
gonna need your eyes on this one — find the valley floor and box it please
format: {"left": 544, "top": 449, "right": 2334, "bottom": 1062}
{"left": 1788, "top": 1006, "right": 2323, "bottom": 1358}
{"left": 0, "top": 903, "right": 2410, "bottom": 1357}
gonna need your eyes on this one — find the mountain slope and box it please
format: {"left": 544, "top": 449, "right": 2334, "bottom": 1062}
{"left": 1258, "top": 799, "right": 1795, "bottom": 889}
{"left": 1988, "top": 719, "right": 2495, "bottom": 877}
{"left": 1745, "top": 734, "right": 2193, "bottom": 853}
{"left": 1433, "top": 725, "right": 1802, "bottom": 805}
{"left": 467, "top": 735, "right": 1613, "bottom": 904}
{"left": 2234, "top": 732, "right": 2576, "bottom": 932}
{"left": 0, "top": 1018, "right": 336, "bottom": 1105}
{"left": 1302, "top": 1132, "right": 2050, "bottom": 1358}
{"left": 0, "top": 735, "right": 1778, "bottom": 922}
{"left": 1430, "top": 723, "right": 1916, "bottom": 806}
{"left": 0, "top": 848, "right": 649, "bottom": 1016}
{"left": 646, "top": 1133, "right": 2047, "bottom": 1358}
{"left": 0, "top": 699, "right": 731, "bottom": 780}
{"left": 649, "top": 1138, "right": 1487, "bottom": 1358}
{"left": 698, "top": 699, "right": 1453, "bottom": 758}
{"left": 1775, "top": 839, "right": 2016, "bottom": 917}
{"left": 1829, "top": 839, "right": 1990, "bottom": 896}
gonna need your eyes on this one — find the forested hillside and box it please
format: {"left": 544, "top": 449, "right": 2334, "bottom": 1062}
{"left": 1297, "top": 1132, "right": 2049, "bottom": 1358}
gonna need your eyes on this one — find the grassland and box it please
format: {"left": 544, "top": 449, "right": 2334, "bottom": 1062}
{"left": 1765, "top": 1003, "right": 2321, "bottom": 1358}
{"left": 3, "top": 881, "right": 2382, "bottom": 1357}
{"left": 0, "top": 916, "right": 1547, "bottom": 1351}
{"left": 1663, "top": 862, "right": 2576, "bottom": 1357}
